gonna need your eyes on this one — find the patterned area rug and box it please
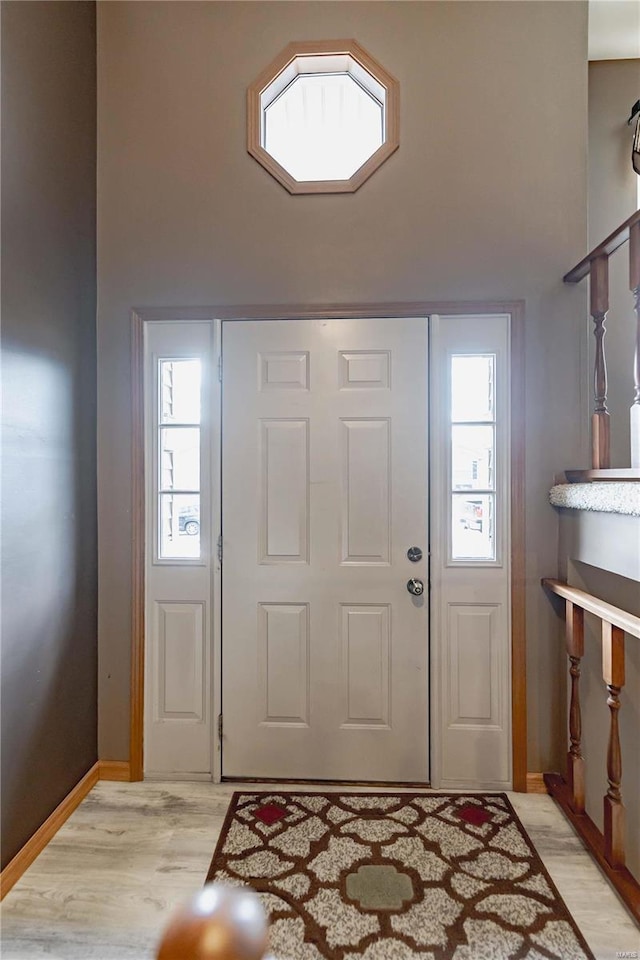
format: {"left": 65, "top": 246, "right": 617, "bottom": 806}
{"left": 206, "top": 792, "right": 594, "bottom": 960}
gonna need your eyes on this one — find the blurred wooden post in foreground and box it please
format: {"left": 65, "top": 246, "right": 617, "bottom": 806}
{"left": 157, "top": 884, "right": 268, "bottom": 960}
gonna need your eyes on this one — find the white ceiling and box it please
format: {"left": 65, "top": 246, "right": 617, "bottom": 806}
{"left": 589, "top": 0, "right": 640, "bottom": 60}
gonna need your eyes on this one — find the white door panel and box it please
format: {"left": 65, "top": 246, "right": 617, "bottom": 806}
{"left": 430, "top": 314, "right": 512, "bottom": 789}
{"left": 222, "top": 318, "right": 429, "bottom": 781}
{"left": 144, "top": 321, "right": 216, "bottom": 777}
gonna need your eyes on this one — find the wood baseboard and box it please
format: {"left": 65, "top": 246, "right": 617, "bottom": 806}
{"left": 526, "top": 773, "right": 549, "bottom": 794}
{"left": 99, "top": 760, "right": 131, "bottom": 782}
{"left": 0, "top": 762, "right": 100, "bottom": 900}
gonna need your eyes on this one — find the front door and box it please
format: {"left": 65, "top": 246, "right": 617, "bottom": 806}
{"left": 221, "top": 317, "right": 429, "bottom": 781}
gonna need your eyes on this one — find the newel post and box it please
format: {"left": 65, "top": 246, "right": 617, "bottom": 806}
{"left": 590, "top": 255, "right": 610, "bottom": 469}
{"left": 602, "top": 622, "right": 626, "bottom": 869}
{"left": 630, "top": 220, "right": 640, "bottom": 467}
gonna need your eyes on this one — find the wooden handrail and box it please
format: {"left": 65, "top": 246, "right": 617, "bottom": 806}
{"left": 542, "top": 578, "right": 640, "bottom": 923}
{"left": 542, "top": 579, "right": 640, "bottom": 638}
{"left": 562, "top": 210, "right": 640, "bottom": 470}
{"left": 563, "top": 209, "right": 640, "bottom": 283}
{"left": 564, "top": 468, "right": 640, "bottom": 482}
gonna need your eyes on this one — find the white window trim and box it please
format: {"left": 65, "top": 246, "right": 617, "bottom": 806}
{"left": 247, "top": 39, "right": 399, "bottom": 195}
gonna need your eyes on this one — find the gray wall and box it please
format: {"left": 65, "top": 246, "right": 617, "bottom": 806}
{"left": 1, "top": 1, "right": 97, "bottom": 869}
{"left": 588, "top": 59, "right": 640, "bottom": 467}
{"left": 97, "top": 0, "right": 589, "bottom": 771}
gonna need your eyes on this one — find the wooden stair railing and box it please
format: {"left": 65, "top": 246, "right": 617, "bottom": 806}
{"left": 542, "top": 578, "right": 640, "bottom": 922}
{"left": 156, "top": 884, "right": 268, "bottom": 960}
{"left": 563, "top": 208, "right": 640, "bottom": 473}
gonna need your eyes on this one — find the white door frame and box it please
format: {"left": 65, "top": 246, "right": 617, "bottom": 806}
{"left": 141, "top": 318, "right": 222, "bottom": 781}
{"left": 429, "top": 313, "right": 513, "bottom": 790}
{"left": 131, "top": 302, "right": 526, "bottom": 789}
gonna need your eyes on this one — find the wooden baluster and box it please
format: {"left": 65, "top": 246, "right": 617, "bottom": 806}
{"left": 602, "top": 622, "right": 626, "bottom": 868}
{"left": 590, "top": 255, "right": 610, "bottom": 469}
{"left": 630, "top": 220, "right": 640, "bottom": 468}
{"left": 565, "top": 601, "right": 585, "bottom": 814}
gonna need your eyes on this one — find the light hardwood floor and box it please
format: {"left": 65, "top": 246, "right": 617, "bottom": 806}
{"left": 1, "top": 782, "right": 638, "bottom": 959}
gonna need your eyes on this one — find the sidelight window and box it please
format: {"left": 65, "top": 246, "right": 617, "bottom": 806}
{"left": 157, "top": 359, "right": 202, "bottom": 560}
{"left": 450, "top": 354, "right": 497, "bottom": 561}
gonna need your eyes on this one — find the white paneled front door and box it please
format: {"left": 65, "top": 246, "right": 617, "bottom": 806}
{"left": 221, "top": 318, "right": 429, "bottom": 781}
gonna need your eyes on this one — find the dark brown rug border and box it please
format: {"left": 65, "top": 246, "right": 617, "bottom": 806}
{"left": 205, "top": 791, "right": 595, "bottom": 960}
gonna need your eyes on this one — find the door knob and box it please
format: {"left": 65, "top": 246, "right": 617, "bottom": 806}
{"left": 407, "top": 578, "right": 424, "bottom": 597}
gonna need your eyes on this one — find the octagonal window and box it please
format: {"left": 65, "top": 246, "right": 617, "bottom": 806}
{"left": 248, "top": 41, "right": 399, "bottom": 194}
{"left": 264, "top": 72, "right": 384, "bottom": 182}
